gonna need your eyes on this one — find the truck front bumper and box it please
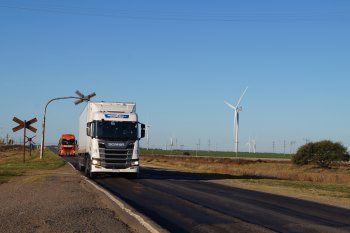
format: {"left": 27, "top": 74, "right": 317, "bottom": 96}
{"left": 91, "top": 165, "right": 139, "bottom": 173}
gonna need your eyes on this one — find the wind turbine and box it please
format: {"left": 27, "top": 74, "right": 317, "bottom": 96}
{"left": 224, "top": 87, "right": 248, "bottom": 156}
{"left": 251, "top": 138, "right": 256, "bottom": 153}
{"left": 246, "top": 137, "right": 252, "bottom": 153}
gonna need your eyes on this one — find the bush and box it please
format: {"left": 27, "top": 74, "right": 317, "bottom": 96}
{"left": 293, "top": 140, "right": 349, "bottom": 168}
{"left": 183, "top": 151, "right": 191, "bottom": 156}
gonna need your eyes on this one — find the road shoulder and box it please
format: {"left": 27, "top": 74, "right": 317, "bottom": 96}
{"left": 0, "top": 163, "right": 149, "bottom": 233}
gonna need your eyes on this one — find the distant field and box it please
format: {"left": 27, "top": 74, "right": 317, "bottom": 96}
{"left": 141, "top": 148, "right": 293, "bottom": 159}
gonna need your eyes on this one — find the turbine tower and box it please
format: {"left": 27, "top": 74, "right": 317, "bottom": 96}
{"left": 224, "top": 87, "right": 248, "bottom": 156}
{"left": 246, "top": 137, "right": 256, "bottom": 153}
{"left": 252, "top": 139, "right": 256, "bottom": 153}
{"left": 246, "top": 137, "right": 252, "bottom": 153}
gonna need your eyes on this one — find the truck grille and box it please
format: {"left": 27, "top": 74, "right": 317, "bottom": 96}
{"left": 98, "top": 142, "right": 134, "bottom": 169}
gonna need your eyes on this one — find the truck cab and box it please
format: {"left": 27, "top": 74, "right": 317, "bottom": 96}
{"left": 58, "top": 134, "right": 76, "bottom": 156}
{"left": 78, "top": 102, "right": 145, "bottom": 179}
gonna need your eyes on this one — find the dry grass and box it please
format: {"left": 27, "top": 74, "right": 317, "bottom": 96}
{"left": 142, "top": 155, "right": 350, "bottom": 184}
{"left": 0, "top": 147, "right": 65, "bottom": 184}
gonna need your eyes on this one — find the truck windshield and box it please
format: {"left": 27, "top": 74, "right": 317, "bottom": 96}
{"left": 94, "top": 121, "right": 138, "bottom": 140}
{"left": 62, "top": 139, "right": 75, "bottom": 145}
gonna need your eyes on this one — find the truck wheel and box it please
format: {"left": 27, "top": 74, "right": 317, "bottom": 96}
{"left": 84, "top": 158, "right": 96, "bottom": 179}
{"left": 78, "top": 162, "right": 84, "bottom": 172}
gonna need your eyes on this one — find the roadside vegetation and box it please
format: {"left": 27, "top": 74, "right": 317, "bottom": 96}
{"left": 0, "top": 146, "right": 65, "bottom": 184}
{"left": 141, "top": 148, "right": 292, "bottom": 159}
{"left": 293, "top": 140, "right": 349, "bottom": 168}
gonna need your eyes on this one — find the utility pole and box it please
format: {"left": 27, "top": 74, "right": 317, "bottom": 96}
{"left": 208, "top": 139, "right": 211, "bottom": 153}
{"left": 303, "top": 138, "right": 310, "bottom": 144}
{"left": 272, "top": 141, "right": 275, "bottom": 153}
{"left": 290, "top": 141, "right": 296, "bottom": 154}
{"left": 170, "top": 137, "right": 174, "bottom": 152}
{"left": 283, "top": 140, "right": 286, "bottom": 156}
{"left": 196, "top": 139, "right": 201, "bottom": 156}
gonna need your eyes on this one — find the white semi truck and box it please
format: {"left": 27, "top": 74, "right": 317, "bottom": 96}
{"left": 77, "top": 102, "right": 145, "bottom": 179}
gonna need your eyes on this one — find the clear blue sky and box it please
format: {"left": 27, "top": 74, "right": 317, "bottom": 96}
{"left": 1, "top": 0, "right": 350, "bottom": 153}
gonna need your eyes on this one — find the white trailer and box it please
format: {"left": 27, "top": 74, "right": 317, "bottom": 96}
{"left": 77, "top": 102, "right": 145, "bottom": 178}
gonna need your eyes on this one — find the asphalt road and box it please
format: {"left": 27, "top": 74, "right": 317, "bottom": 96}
{"left": 63, "top": 156, "right": 350, "bottom": 233}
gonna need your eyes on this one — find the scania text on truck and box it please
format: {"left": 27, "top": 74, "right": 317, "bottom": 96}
{"left": 77, "top": 102, "right": 145, "bottom": 179}
{"left": 58, "top": 134, "right": 76, "bottom": 156}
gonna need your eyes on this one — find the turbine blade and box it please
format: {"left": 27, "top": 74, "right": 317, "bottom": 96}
{"left": 236, "top": 87, "right": 248, "bottom": 106}
{"left": 224, "top": 101, "right": 236, "bottom": 110}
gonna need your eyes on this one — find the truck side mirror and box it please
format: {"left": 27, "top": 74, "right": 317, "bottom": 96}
{"left": 140, "top": 124, "right": 146, "bottom": 138}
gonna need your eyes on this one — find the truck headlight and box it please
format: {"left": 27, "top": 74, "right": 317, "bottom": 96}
{"left": 132, "top": 160, "right": 139, "bottom": 166}
{"left": 92, "top": 159, "right": 100, "bottom": 166}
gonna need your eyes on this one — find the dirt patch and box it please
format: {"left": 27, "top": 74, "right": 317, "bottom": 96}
{"left": 0, "top": 146, "right": 22, "bottom": 162}
{"left": 0, "top": 164, "right": 133, "bottom": 233}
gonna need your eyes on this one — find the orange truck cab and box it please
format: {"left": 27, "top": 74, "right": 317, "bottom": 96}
{"left": 58, "top": 134, "right": 76, "bottom": 156}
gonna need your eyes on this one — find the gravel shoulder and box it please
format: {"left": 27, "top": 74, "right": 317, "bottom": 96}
{"left": 0, "top": 163, "right": 135, "bottom": 233}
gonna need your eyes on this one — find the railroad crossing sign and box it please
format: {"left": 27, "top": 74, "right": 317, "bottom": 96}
{"left": 25, "top": 135, "right": 36, "bottom": 157}
{"left": 12, "top": 117, "right": 37, "bottom": 163}
{"left": 12, "top": 117, "right": 37, "bottom": 133}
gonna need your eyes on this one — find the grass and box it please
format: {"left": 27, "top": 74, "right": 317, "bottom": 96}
{"left": 0, "top": 148, "right": 65, "bottom": 184}
{"left": 239, "top": 179, "right": 350, "bottom": 198}
{"left": 141, "top": 148, "right": 293, "bottom": 159}
{"left": 141, "top": 154, "right": 350, "bottom": 207}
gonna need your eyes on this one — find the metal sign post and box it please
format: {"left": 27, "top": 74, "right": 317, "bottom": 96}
{"left": 23, "top": 122, "right": 26, "bottom": 162}
{"left": 12, "top": 117, "right": 37, "bottom": 163}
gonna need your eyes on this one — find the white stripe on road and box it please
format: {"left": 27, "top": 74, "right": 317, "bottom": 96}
{"left": 85, "top": 178, "right": 160, "bottom": 233}
{"left": 66, "top": 161, "right": 160, "bottom": 233}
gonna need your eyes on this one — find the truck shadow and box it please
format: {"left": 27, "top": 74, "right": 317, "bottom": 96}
{"left": 96, "top": 166, "right": 275, "bottom": 181}
{"left": 137, "top": 166, "right": 273, "bottom": 181}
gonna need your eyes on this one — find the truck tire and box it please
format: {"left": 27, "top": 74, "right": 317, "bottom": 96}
{"left": 84, "top": 158, "right": 96, "bottom": 179}
{"left": 77, "top": 155, "right": 84, "bottom": 171}
{"left": 78, "top": 162, "right": 84, "bottom": 172}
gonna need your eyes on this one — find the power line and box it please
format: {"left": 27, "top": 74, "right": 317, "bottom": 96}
{"left": 0, "top": 2, "right": 349, "bottom": 23}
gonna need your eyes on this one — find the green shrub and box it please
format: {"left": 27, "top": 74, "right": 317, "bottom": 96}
{"left": 183, "top": 151, "right": 191, "bottom": 156}
{"left": 293, "top": 140, "right": 349, "bottom": 168}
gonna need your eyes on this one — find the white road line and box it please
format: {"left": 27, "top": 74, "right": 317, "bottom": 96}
{"left": 67, "top": 161, "right": 76, "bottom": 170}
{"left": 66, "top": 161, "right": 160, "bottom": 233}
{"left": 85, "top": 178, "right": 160, "bottom": 233}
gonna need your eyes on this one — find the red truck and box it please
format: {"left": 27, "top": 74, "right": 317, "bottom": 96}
{"left": 58, "top": 134, "right": 76, "bottom": 156}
